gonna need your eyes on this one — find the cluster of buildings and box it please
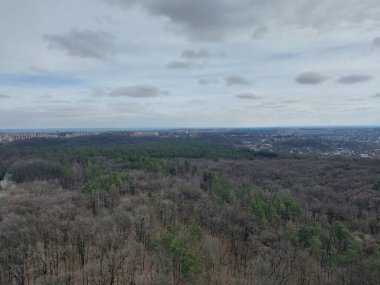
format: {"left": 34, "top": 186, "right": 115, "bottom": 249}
{"left": 0, "top": 129, "right": 199, "bottom": 144}
{"left": 128, "top": 131, "right": 159, "bottom": 137}
{"left": 236, "top": 128, "right": 380, "bottom": 159}
{"left": 0, "top": 131, "right": 96, "bottom": 144}
{"left": 0, "top": 133, "right": 52, "bottom": 143}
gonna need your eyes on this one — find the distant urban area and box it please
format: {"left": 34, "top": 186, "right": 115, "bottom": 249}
{"left": 1, "top": 127, "right": 380, "bottom": 158}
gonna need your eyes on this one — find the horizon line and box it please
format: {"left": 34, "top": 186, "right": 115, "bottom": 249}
{"left": 1, "top": 124, "right": 380, "bottom": 133}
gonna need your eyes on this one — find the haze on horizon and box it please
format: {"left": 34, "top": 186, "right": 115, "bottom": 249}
{"left": 0, "top": 0, "right": 380, "bottom": 129}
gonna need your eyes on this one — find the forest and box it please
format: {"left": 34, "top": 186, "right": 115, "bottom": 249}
{"left": 0, "top": 136, "right": 379, "bottom": 284}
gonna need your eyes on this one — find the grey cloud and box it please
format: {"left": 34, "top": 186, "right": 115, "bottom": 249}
{"left": 0, "top": 94, "right": 11, "bottom": 99}
{"left": 47, "top": 100, "right": 71, "bottom": 104}
{"left": 226, "top": 75, "right": 251, "bottom": 86}
{"left": 7, "top": 105, "right": 101, "bottom": 119}
{"left": 138, "top": 0, "right": 237, "bottom": 41}
{"left": 198, "top": 78, "right": 219, "bottom": 85}
{"left": 181, "top": 48, "right": 210, "bottom": 59}
{"left": 252, "top": 25, "right": 267, "bottom": 39}
{"left": 281, "top": 99, "right": 298, "bottom": 104}
{"left": 187, "top": 99, "right": 206, "bottom": 104}
{"left": 168, "top": 48, "right": 214, "bottom": 70}
{"left": 33, "top": 95, "right": 71, "bottom": 104}
{"left": 106, "top": 0, "right": 380, "bottom": 42}
{"left": 295, "top": 71, "right": 328, "bottom": 84}
{"left": 77, "top": 99, "right": 97, "bottom": 104}
{"left": 108, "top": 85, "right": 163, "bottom": 98}
{"left": 92, "top": 14, "right": 120, "bottom": 26}
{"left": 373, "top": 37, "right": 380, "bottom": 49}
{"left": 372, "top": 93, "right": 380, "bottom": 98}
{"left": 89, "top": 89, "right": 107, "bottom": 98}
{"left": 106, "top": 0, "right": 250, "bottom": 41}
{"left": 0, "top": 104, "right": 154, "bottom": 128}
{"left": 43, "top": 29, "right": 114, "bottom": 59}
{"left": 166, "top": 61, "right": 193, "bottom": 69}
{"left": 236, "top": 92, "right": 262, "bottom": 99}
{"left": 29, "top": 66, "right": 49, "bottom": 74}
{"left": 107, "top": 102, "right": 147, "bottom": 114}
{"left": 37, "top": 94, "right": 52, "bottom": 99}
{"left": 337, "top": 74, "right": 373, "bottom": 84}
{"left": 106, "top": 0, "right": 137, "bottom": 6}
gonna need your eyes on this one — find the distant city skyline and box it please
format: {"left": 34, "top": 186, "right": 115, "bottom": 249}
{"left": 1, "top": 0, "right": 380, "bottom": 128}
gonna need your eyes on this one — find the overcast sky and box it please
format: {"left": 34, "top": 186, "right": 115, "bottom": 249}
{"left": 1, "top": 0, "right": 380, "bottom": 129}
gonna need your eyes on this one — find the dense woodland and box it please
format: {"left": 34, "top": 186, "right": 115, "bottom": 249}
{"left": 0, "top": 136, "right": 379, "bottom": 284}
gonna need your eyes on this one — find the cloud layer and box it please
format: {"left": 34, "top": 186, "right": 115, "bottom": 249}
{"left": 1, "top": 0, "right": 380, "bottom": 128}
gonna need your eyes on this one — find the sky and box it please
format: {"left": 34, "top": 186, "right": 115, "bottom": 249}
{"left": 0, "top": 0, "right": 380, "bottom": 129}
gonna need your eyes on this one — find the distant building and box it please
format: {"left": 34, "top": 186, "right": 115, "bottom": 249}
{"left": 186, "top": 131, "right": 197, "bottom": 137}
{"left": 129, "top": 131, "right": 159, "bottom": 137}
